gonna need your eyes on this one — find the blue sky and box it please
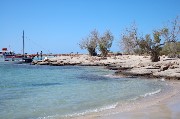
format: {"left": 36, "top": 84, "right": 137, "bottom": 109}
{"left": 0, "top": 0, "right": 180, "bottom": 54}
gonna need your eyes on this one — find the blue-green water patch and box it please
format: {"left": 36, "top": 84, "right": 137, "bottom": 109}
{"left": 0, "top": 63, "right": 168, "bottom": 119}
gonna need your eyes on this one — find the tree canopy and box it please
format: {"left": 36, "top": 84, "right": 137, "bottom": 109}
{"left": 120, "top": 16, "right": 180, "bottom": 62}
{"left": 79, "top": 16, "right": 180, "bottom": 61}
{"left": 98, "top": 30, "right": 114, "bottom": 57}
{"left": 79, "top": 29, "right": 99, "bottom": 56}
{"left": 79, "top": 30, "right": 114, "bottom": 57}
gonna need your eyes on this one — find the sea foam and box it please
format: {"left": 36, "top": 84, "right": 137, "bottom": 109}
{"left": 130, "top": 89, "right": 162, "bottom": 101}
{"left": 141, "top": 89, "right": 161, "bottom": 98}
{"left": 65, "top": 103, "right": 118, "bottom": 117}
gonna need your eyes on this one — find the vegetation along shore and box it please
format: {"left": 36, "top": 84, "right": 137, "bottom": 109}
{"left": 32, "top": 17, "right": 180, "bottom": 80}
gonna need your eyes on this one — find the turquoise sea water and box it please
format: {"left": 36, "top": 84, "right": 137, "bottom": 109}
{"left": 0, "top": 62, "right": 168, "bottom": 119}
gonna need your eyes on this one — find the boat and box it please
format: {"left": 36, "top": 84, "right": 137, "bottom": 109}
{"left": 0, "top": 31, "right": 33, "bottom": 63}
{"left": 0, "top": 48, "right": 23, "bottom": 62}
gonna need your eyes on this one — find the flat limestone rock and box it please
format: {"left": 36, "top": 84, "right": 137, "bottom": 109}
{"left": 145, "top": 66, "right": 160, "bottom": 69}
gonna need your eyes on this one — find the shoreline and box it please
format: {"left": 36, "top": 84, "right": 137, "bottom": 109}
{"left": 65, "top": 80, "right": 180, "bottom": 119}
{"left": 99, "top": 80, "right": 180, "bottom": 119}
{"left": 31, "top": 54, "right": 180, "bottom": 80}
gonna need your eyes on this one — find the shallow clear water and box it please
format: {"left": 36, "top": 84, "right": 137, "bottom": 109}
{"left": 0, "top": 62, "right": 167, "bottom": 119}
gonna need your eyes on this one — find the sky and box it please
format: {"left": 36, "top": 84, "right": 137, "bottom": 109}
{"left": 0, "top": 0, "right": 180, "bottom": 54}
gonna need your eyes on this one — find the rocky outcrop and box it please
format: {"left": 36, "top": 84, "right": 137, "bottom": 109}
{"left": 115, "top": 59, "right": 180, "bottom": 80}
{"left": 31, "top": 55, "right": 180, "bottom": 80}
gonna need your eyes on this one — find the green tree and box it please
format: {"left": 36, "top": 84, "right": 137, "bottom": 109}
{"left": 150, "top": 31, "right": 162, "bottom": 62}
{"left": 161, "top": 42, "right": 180, "bottom": 57}
{"left": 120, "top": 24, "right": 164, "bottom": 61}
{"left": 120, "top": 17, "right": 179, "bottom": 61}
{"left": 98, "top": 30, "right": 114, "bottom": 57}
{"left": 160, "top": 16, "right": 180, "bottom": 57}
{"left": 138, "top": 31, "right": 162, "bottom": 62}
{"left": 138, "top": 34, "right": 152, "bottom": 54}
{"left": 79, "top": 30, "right": 99, "bottom": 56}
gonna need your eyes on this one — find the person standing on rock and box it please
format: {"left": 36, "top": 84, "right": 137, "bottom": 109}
{"left": 40, "top": 51, "right": 42, "bottom": 60}
{"left": 37, "top": 52, "right": 39, "bottom": 60}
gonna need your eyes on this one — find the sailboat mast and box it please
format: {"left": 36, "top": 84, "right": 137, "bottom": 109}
{"left": 23, "top": 30, "right": 25, "bottom": 57}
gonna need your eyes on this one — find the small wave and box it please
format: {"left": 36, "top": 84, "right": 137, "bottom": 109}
{"left": 141, "top": 89, "right": 161, "bottom": 98}
{"left": 130, "top": 89, "right": 161, "bottom": 101}
{"left": 37, "top": 103, "right": 118, "bottom": 119}
{"left": 65, "top": 103, "right": 118, "bottom": 117}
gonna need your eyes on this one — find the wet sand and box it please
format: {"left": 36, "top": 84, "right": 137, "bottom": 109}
{"left": 69, "top": 80, "right": 180, "bottom": 119}
{"left": 100, "top": 83, "right": 180, "bottom": 119}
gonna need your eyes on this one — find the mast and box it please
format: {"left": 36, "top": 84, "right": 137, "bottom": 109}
{"left": 23, "top": 30, "right": 25, "bottom": 58}
{"left": 21, "top": 30, "right": 33, "bottom": 63}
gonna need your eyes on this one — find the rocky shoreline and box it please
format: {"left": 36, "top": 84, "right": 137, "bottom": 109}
{"left": 31, "top": 54, "right": 180, "bottom": 80}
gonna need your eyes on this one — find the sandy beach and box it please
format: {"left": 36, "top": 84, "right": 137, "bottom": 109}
{"left": 99, "top": 80, "right": 180, "bottom": 119}
{"left": 32, "top": 54, "right": 180, "bottom": 119}
{"left": 66, "top": 80, "right": 180, "bottom": 119}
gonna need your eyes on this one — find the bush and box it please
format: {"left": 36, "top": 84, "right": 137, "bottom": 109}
{"left": 98, "top": 30, "right": 114, "bottom": 57}
{"left": 79, "top": 30, "right": 99, "bottom": 56}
